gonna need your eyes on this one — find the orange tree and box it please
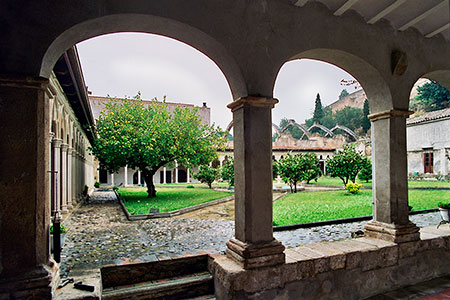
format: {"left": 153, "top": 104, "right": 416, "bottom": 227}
{"left": 89, "top": 95, "right": 225, "bottom": 197}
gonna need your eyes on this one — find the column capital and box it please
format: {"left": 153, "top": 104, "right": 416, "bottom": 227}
{"left": 52, "top": 138, "right": 62, "bottom": 148}
{"left": 227, "top": 97, "right": 278, "bottom": 112}
{"left": 49, "top": 132, "right": 55, "bottom": 139}
{"left": 368, "top": 109, "right": 413, "bottom": 122}
{"left": 60, "top": 143, "right": 69, "bottom": 151}
{"left": 67, "top": 147, "right": 74, "bottom": 155}
{"left": 0, "top": 75, "right": 48, "bottom": 90}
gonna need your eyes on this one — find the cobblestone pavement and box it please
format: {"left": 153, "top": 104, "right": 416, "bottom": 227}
{"left": 60, "top": 190, "right": 444, "bottom": 277}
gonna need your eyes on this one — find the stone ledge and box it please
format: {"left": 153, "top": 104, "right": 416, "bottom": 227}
{"left": 212, "top": 226, "right": 450, "bottom": 298}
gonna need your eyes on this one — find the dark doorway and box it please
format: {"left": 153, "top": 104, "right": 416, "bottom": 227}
{"left": 178, "top": 169, "right": 187, "bottom": 183}
{"left": 133, "top": 172, "right": 138, "bottom": 184}
{"left": 319, "top": 161, "right": 325, "bottom": 175}
{"left": 424, "top": 152, "right": 433, "bottom": 173}
{"left": 160, "top": 170, "right": 172, "bottom": 183}
{"left": 99, "top": 170, "right": 108, "bottom": 183}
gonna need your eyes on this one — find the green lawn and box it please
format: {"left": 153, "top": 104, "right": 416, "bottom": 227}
{"left": 118, "top": 187, "right": 230, "bottom": 215}
{"left": 273, "top": 189, "right": 450, "bottom": 226}
{"left": 154, "top": 182, "right": 229, "bottom": 188}
{"left": 306, "top": 176, "right": 449, "bottom": 188}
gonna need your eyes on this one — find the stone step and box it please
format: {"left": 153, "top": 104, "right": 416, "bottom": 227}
{"left": 102, "top": 272, "right": 214, "bottom": 300}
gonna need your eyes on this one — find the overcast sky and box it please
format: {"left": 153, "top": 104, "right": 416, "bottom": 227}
{"left": 77, "top": 33, "right": 359, "bottom": 130}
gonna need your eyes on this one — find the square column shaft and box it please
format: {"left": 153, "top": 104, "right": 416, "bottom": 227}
{"left": 0, "top": 76, "right": 56, "bottom": 298}
{"left": 365, "top": 109, "right": 420, "bottom": 243}
{"left": 226, "top": 97, "right": 285, "bottom": 269}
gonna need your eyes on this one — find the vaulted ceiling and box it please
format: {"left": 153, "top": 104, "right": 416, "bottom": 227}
{"left": 289, "top": 0, "right": 450, "bottom": 43}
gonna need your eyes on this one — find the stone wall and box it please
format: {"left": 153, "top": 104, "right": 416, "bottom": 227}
{"left": 212, "top": 226, "right": 450, "bottom": 300}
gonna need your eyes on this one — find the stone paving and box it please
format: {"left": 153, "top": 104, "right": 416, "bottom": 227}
{"left": 59, "top": 190, "right": 444, "bottom": 278}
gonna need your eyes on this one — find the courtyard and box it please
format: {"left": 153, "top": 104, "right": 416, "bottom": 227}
{"left": 60, "top": 189, "right": 445, "bottom": 279}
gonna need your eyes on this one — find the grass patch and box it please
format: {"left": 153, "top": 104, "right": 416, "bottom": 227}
{"left": 118, "top": 187, "right": 230, "bottom": 215}
{"left": 305, "top": 176, "right": 449, "bottom": 188}
{"left": 273, "top": 189, "right": 450, "bottom": 226}
{"left": 154, "top": 182, "right": 229, "bottom": 188}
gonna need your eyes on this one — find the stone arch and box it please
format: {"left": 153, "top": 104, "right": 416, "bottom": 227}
{"left": 307, "top": 123, "right": 334, "bottom": 137}
{"left": 275, "top": 49, "right": 392, "bottom": 114}
{"left": 225, "top": 120, "right": 282, "bottom": 136}
{"left": 280, "top": 119, "right": 311, "bottom": 140}
{"left": 330, "top": 124, "right": 357, "bottom": 141}
{"left": 409, "top": 70, "right": 450, "bottom": 111}
{"left": 40, "top": 14, "right": 247, "bottom": 100}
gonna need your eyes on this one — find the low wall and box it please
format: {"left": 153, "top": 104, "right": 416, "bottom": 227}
{"left": 211, "top": 226, "right": 450, "bottom": 300}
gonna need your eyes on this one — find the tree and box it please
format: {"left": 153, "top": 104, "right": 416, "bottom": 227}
{"left": 358, "top": 157, "right": 372, "bottom": 182}
{"left": 194, "top": 165, "right": 219, "bottom": 188}
{"left": 89, "top": 95, "right": 225, "bottom": 197}
{"left": 220, "top": 158, "right": 234, "bottom": 188}
{"left": 414, "top": 81, "right": 450, "bottom": 112}
{"left": 334, "top": 107, "right": 363, "bottom": 131}
{"left": 361, "top": 99, "right": 371, "bottom": 133}
{"left": 279, "top": 118, "right": 304, "bottom": 140}
{"left": 313, "top": 93, "right": 324, "bottom": 123}
{"left": 326, "top": 144, "right": 368, "bottom": 186}
{"left": 339, "top": 89, "right": 349, "bottom": 99}
{"left": 276, "top": 153, "right": 322, "bottom": 192}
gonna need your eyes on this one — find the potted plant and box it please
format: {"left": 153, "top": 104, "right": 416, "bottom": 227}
{"left": 94, "top": 181, "right": 100, "bottom": 188}
{"left": 437, "top": 201, "right": 450, "bottom": 222}
{"left": 50, "top": 224, "right": 68, "bottom": 252}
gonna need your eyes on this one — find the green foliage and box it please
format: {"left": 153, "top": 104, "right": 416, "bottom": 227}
{"left": 186, "top": 185, "right": 195, "bottom": 188}
{"left": 279, "top": 118, "right": 305, "bottom": 140}
{"left": 326, "top": 144, "right": 369, "bottom": 186}
{"left": 358, "top": 158, "right": 372, "bottom": 182}
{"left": 345, "top": 182, "right": 362, "bottom": 194}
{"left": 220, "top": 158, "right": 234, "bottom": 188}
{"left": 438, "top": 201, "right": 450, "bottom": 209}
{"left": 89, "top": 94, "right": 225, "bottom": 197}
{"left": 94, "top": 181, "right": 100, "bottom": 188}
{"left": 334, "top": 107, "right": 363, "bottom": 131}
{"left": 313, "top": 93, "right": 324, "bottom": 123}
{"left": 50, "top": 224, "right": 68, "bottom": 234}
{"left": 276, "top": 153, "right": 322, "bottom": 192}
{"left": 412, "top": 81, "right": 450, "bottom": 112}
{"left": 194, "top": 165, "right": 219, "bottom": 188}
{"left": 112, "top": 186, "right": 119, "bottom": 191}
{"left": 339, "top": 89, "right": 349, "bottom": 99}
{"left": 362, "top": 99, "right": 371, "bottom": 133}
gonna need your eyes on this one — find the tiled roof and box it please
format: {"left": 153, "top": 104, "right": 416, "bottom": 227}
{"left": 89, "top": 95, "right": 195, "bottom": 107}
{"left": 407, "top": 108, "right": 450, "bottom": 125}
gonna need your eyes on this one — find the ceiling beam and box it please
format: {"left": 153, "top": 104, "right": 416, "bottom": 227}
{"left": 399, "top": 0, "right": 449, "bottom": 31}
{"left": 368, "top": 0, "right": 408, "bottom": 24}
{"left": 334, "top": 0, "right": 360, "bottom": 16}
{"left": 425, "top": 22, "right": 450, "bottom": 38}
{"left": 293, "top": 0, "right": 309, "bottom": 7}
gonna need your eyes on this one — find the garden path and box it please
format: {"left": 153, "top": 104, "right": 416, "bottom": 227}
{"left": 60, "top": 190, "right": 443, "bottom": 278}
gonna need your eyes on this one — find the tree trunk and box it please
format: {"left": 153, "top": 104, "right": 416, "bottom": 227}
{"left": 142, "top": 169, "right": 157, "bottom": 198}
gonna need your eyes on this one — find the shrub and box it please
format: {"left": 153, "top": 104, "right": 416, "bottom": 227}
{"left": 326, "top": 144, "right": 369, "bottom": 186}
{"left": 186, "top": 185, "right": 195, "bottom": 188}
{"left": 50, "top": 224, "right": 68, "bottom": 234}
{"left": 438, "top": 201, "right": 450, "bottom": 209}
{"left": 94, "top": 181, "right": 100, "bottom": 188}
{"left": 220, "top": 158, "right": 234, "bottom": 188}
{"left": 194, "top": 165, "right": 218, "bottom": 188}
{"left": 345, "top": 182, "right": 362, "bottom": 194}
{"left": 112, "top": 186, "right": 119, "bottom": 191}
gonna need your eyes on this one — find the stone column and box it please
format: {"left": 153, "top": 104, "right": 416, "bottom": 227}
{"left": 124, "top": 165, "right": 128, "bottom": 187}
{"left": 67, "top": 148, "right": 73, "bottom": 210}
{"left": 187, "top": 168, "right": 190, "bottom": 183}
{"left": 163, "top": 167, "right": 167, "bottom": 184}
{"left": 60, "top": 143, "right": 68, "bottom": 213}
{"left": 226, "top": 97, "right": 285, "bottom": 269}
{"left": 138, "top": 171, "right": 141, "bottom": 185}
{"left": 72, "top": 151, "right": 77, "bottom": 204}
{"left": 52, "top": 138, "right": 62, "bottom": 218}
{"left": 364, "top": 109, "right": 420, "bottom": 243}
{"left": 175, "top": 161, "right": 178, "bottom": 184}
{"left": 111, "top": 172, "right": 115, "bottom": 186}
{"left": 0, "top": 76, "right": 56, "bottom": 298}
{"left": 49, "top": 132, "right": 55, "bottom": 215}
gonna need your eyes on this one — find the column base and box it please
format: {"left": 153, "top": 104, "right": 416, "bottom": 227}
{"left": 0, "top": 262, "right": 59, "bottom": 300}
{"left": 364, "top": 220, "right": 420, "bottom": 243}
{"left": 226, "top": 238, "right": 285, "bottom": 269}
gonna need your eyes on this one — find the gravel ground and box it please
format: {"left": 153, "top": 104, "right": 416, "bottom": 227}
{"left": 59, "top": 190, "right": 444, "bottom": 277}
